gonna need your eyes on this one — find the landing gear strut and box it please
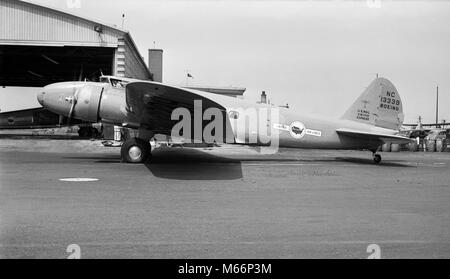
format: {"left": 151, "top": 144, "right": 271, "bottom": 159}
{"left": 372, "top": 153, "right": 382, "bottom": 164}
{"left": 121, "top": 138, "right": 151, "bottom": 163}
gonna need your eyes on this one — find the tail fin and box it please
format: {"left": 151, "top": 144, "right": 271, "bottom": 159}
{"left": 342, "top": 77, "right": 404, "bottom": 130}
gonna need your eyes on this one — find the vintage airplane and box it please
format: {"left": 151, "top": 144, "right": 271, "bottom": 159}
{"left": 37, "top": 77, "right": 412, "bottom": 164}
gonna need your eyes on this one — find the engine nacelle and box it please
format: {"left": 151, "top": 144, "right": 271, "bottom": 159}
{"left": 39, "top": 82, "right": 128, "bottom": 126}
{"left": 38, "top": 82, "right": 104, "bottom": 123}
{"left": 73, "top": 84, "right": 103, "bottom": 123}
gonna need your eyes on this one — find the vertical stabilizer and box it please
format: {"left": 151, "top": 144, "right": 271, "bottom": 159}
{"left": 342, "top": 78, "right": 404, "bottom": 130}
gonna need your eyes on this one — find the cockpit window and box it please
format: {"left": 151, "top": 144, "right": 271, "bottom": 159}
{"left": 110, "top": 78, "right": 128, "bottom": 88}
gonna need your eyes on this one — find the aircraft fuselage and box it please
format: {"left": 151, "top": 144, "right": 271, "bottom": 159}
{"left": 38, "top": 81, "right": 398, "bottom": 151}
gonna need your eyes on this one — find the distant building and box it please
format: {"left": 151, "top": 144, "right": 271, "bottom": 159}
{"left": 260, "top": 91, "right": 267, "bottom": 104}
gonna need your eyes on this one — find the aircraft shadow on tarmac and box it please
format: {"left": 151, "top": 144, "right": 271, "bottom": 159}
{"left": 144, "top": 148, "right": 244, "bottom": 180}
{"left": 235, "top": 157, "right": 411, "bottom": 167}
{"left": 65, "top": 148, "right": 244, "bottom": 180}
{"left": 332, "top": 157, "right": 412, "bottom": 167}
{"left": 65, "top": 148, "right": 412, "bottom": 180}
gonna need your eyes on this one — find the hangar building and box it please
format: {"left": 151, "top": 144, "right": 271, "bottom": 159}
{"left": 0, "top": 0, "right": 243, "bottom": 136}
{"left": 0, "top": 0, "right": 158, "bottom": 114}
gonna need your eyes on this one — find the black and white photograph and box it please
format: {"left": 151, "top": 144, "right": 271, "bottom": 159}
{"left": 0, "top": 0, "right": 449, "bottom": 263}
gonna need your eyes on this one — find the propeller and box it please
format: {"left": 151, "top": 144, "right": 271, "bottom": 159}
{"left": 65, "top": 63, "right": 84, "bottom": 125}
{"left": 65, "top": 86, "right": 79, "bottom": 125}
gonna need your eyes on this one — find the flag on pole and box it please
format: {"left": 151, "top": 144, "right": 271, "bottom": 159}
{"left": 187, "top": 73, "right": 194, "bottom": 78}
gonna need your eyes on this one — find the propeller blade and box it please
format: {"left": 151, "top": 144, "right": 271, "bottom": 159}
{"left": 66, "top": 86, "right": 79, "bottom": 125}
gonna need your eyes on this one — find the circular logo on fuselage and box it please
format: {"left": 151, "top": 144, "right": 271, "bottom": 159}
{"left": 289, "top": 121, "right": 306, "bottom": 139}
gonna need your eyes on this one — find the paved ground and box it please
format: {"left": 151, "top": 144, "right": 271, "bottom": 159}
{"left": 0, "top": 139, "right": 449, "bottom": 258}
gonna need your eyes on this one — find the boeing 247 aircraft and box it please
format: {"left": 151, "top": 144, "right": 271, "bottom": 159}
{"left": 37, "top": 77, "right": 412, "bottom": 164}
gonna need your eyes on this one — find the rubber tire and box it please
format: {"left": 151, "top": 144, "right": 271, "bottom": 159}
{"left": 78, "top": 127, "right": 89, "bottom": 138}
{"left": 373, "top": 154, "right": 381, "bottom": 164}
{"left": 121, "top": 138, "right": 151, "bottom": 164}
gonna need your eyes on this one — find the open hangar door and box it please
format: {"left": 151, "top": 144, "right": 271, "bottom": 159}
{"left": 0, "top": 45, "right": 115, "bottom": 87}
{"left": 0, "top": 45, "right": 113, "bottom": 136}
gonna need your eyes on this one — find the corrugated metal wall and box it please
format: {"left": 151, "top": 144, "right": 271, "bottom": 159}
{"left": 0, "top": 0, "right": 121, "bottom": 47}
{"left": 114, "top": 38, "right": 151, "bottom": 80}
{"left": 115, "top": 38, "right": 126, "bottom": 77}
{"left": 124, "top": 38, "right": 151, "bottom": 80}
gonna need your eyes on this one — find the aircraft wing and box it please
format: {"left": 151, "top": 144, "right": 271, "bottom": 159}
{"left": 336, "top": 128, "right": 413, "bottom": 144}
{"left": 125, "top": 81, "right": 228, "bottom": 134}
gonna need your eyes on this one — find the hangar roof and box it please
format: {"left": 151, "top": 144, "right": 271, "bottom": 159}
{"left": 19, "top": 0, "right": 129, "bottom": 34}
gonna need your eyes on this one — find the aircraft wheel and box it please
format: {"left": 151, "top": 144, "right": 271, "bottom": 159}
{"left": 373, "top": 154, "right": 382, "bottom": 164}
{"left": 78, "top": 127, "right": 89, "bottom": 138}
{"left": 121, "top": 138, "right": 151, "bottom": 163}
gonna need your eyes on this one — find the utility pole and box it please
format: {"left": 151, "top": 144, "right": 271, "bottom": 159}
{"left": 417, "top": 115, "right": 423, "bottom": 130}
{"left": 436, "top": 86, "right": 439, "bottom": 126}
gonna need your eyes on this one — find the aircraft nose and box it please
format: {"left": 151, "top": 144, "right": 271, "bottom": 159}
{"left": 39, "top": 82, "right": 84, "bottom": 116}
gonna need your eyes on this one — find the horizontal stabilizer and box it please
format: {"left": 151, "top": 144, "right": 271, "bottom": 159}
{"left": 336, "top": 128, "right": 413, "bottom": 144}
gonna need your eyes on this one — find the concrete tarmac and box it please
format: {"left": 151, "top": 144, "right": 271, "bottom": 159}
{"left": 0, "top": 139, "right": 449, "bottom": 258}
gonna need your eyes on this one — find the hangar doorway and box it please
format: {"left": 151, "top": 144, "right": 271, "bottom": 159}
{"left": 0, "top": 45, "right": 114, "bottom": 87}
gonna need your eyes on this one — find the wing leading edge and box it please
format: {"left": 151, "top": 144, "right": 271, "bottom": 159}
{"left": 336, "top": 128, "right": 413, "bottom": 144}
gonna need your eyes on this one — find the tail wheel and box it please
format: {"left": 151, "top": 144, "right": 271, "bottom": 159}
{"left": 121, "top": 138, "right": 151, "bottom": 163}
{"left": 373, "top": 154, "right": 382, "bottom": 164}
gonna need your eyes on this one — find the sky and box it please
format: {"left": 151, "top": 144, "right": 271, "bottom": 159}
{"left": 26, "top": 0, "right": 450, "bottom": 124}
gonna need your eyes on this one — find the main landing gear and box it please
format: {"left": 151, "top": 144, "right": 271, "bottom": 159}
{"left": 121, "top": 138, "right": 152, "bottom": 163}
{"left": 120, "top": 129, "right": 155, "bottom": 163}
{"left": 372, "top": 152, "right": 382, "bottom": 164}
